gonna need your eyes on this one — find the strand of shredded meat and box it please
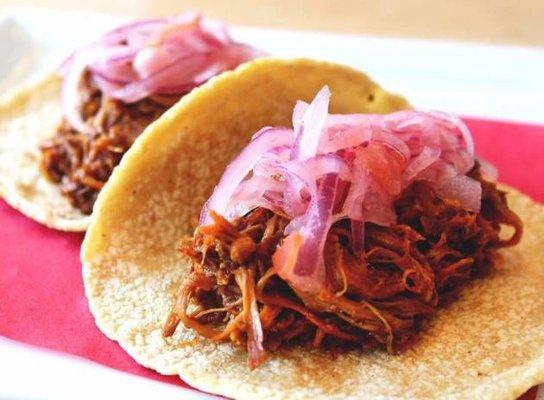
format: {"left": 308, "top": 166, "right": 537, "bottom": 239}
{"left": 40, "top": 71, "right": 179, "bottom": 214}
{"left": 163, "top": 165, "right": 522, "bottom": 369}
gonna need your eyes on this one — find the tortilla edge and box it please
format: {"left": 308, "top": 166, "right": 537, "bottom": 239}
{"left": 0, "top": 72, "right": 92, "bottom": 231}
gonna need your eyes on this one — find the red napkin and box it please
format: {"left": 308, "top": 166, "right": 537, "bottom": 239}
{"left": 1, "top": 117, "right": 543, "bottom": 398}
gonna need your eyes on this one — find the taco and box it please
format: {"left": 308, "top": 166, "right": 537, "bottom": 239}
{"left": 82, "top": 58, "right": 544, "bottom": 399}
{"left": 0, "top": 12, "right": 260, "bottom": 231}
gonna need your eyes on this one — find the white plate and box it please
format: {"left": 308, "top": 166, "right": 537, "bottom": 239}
{"left": 0, "top": 6, "right": 543, "bottom": 400}
{"left": 0, "top": 337, "right": 215, "bottom": 400}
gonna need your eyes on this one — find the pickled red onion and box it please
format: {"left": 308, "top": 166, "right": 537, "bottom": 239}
{"left": 201, "top": 86, "right": 484, "bottom": 294}
{"left": 60, "top": 12, "right": 263, "bottom": 134}
{"left": 200, "top": 128, "right": 294, "bottom": 225}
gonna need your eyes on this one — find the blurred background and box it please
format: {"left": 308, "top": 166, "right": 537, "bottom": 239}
{"left": 1, "top": 0, "right": 543, "bottom": 123}
{"left": 1, "top": 0, "right": 543, "bottom": 46}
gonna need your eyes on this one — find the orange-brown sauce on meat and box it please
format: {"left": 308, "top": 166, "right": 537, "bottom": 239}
{"left": 164, "top": 164, "right": 522, "bottom": 369}
{"left": 40, "top": 71, "right": 180, "bottom": 214}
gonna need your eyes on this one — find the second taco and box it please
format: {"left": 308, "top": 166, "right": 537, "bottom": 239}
{"left": 0, "top": 12, "right": 260, "bottom": 230}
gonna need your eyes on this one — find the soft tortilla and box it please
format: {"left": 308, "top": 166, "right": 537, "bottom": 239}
{"left": 82, "top": 58, "right": 544, "bottom": 399}
{"left": 0, "top": 73, "right": 91, "bottom": 231}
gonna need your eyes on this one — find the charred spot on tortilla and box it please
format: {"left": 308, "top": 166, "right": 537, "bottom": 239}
{"left": 39, "top": 13, "right": 262, "bottom": 215}
{"left": 163, "top": 86, "right": 522, "bottom": 369}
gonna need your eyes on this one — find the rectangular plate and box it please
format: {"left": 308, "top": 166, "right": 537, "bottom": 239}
{"left": 0, "top": 6, "right": 542, "bottom": 400}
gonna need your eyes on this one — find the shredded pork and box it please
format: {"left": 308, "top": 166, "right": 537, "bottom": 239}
{"left": 164, "top": 164, "right": 522, "bottom": 369}
{"left": 40, "top": 71, "right": 179, "bottom": 214}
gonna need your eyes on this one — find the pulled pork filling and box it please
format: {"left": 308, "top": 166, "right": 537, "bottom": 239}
{"left": 40, "top": 72, "right": 179, "bottom": 214}
{"left": 163, "top": 165, "right": 522, "bottom": 369}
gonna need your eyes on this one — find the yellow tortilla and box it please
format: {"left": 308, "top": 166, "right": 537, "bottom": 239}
{"left": 0, "top": 73, "right": 91, "bottom": 231}
{"left": 83, "top": 58, "right": 544, "bottom": 399}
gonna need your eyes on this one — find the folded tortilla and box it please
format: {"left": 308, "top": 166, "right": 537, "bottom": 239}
{"left": 82, "top": 58, "right": 544, "bottom": 399}
{"left": 0, "top": 73, "right": 92, "bottom": 231}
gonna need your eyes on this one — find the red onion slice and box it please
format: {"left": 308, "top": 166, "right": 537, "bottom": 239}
{"left": 435, "top": 175, "right": 482, "bottom": 212}
{"left": 252, "top": 156, "right": 314, "bottom": 217}
{"left": 61, "top": 52, "right": 95, "bottom": 135}
{"left": 200, "top": 86, "right": 486, "bottom": 294}
{"left": 306, "top": 154, "right": 351, "bottom": 181}
{"left": 59, "top": 13, "right": 263, "bottom": 130}
{"left": 291, "top": 86, "right": 331, "bottom": 161}
{"left": 200, "top": 128, "right": 294, "bottom": 225}
{"left": 429, "top": 111, "right": 474, "bottom": 155}
{"left": 100, "top": 19, "right": 165, "bottom": 46}
{"left": 274, "top": 173, "right": 341, "bottom": 292}
{"left": 226, "top": 175, "right": 285, "bottom": 218}
{"left": 403, "top": 146, "right": 442, "bottom": 183}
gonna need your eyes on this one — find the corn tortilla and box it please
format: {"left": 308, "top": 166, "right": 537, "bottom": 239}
{"left": 0, "top": 73, "right": 92, "bottom": 230}
{"left": 82, "top": 58, "right": 544, "bottom": 399}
